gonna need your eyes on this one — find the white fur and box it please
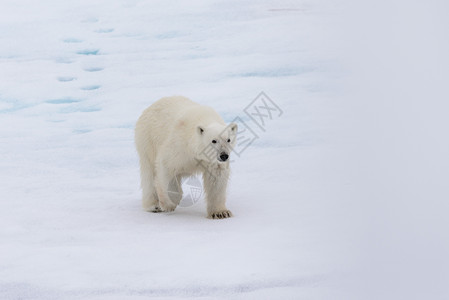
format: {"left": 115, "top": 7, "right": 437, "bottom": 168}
{"left": 135, "top": 96, "right": 237, "bottom": 219}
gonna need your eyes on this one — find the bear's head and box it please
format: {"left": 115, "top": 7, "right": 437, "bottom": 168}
{"left": 197, "top": 122, "right": 238, "bottom": 164}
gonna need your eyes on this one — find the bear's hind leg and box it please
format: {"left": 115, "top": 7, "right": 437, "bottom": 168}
{"left": 139, "top": 157, "right": 161, "bottom": 212}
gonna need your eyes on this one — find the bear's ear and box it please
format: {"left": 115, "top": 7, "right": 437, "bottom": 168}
{"left": 197, "top": 126, "right": 204, "bottom": 135}
{"left": 229, "top": 122, "right": 238, "bottom": 133}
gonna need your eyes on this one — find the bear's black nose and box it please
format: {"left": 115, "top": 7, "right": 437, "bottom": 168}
{"left": 219, "top": 153, "right": 229, "bottom": 162}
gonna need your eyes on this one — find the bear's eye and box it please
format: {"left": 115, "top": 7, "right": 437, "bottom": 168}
{"left": 212, "top": 140, "right": 217, "bottom": 144}
{"left": 227, "top": 139, "right": 231, "bottom": 143}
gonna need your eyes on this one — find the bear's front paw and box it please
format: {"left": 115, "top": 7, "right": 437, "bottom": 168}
{"left": 209, "top": 210, "right": 233, "bottom": 219}
{"left": 145, "top": 205, "right": 162, "bottom": 213}
{"left": 160, "top": 201, "right": 177, "bottom": 212}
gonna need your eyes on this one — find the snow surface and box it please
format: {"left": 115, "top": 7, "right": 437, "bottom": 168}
{"left": 0, "top": 1, "right": 345, "bottom": 298}
{"left": 1, "top": 0, "right": 448, "bottom": 299}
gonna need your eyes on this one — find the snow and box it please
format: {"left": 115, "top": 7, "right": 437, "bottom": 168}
{"left": 0, "top": 1, "right": 344, "bottom": 298}
{"left": 1, "top": 0, "right": 448, "bottom": 299}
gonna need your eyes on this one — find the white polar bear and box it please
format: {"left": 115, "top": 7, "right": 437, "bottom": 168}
{"left": 135, "top": 96, "right": 237, "bottom": 219}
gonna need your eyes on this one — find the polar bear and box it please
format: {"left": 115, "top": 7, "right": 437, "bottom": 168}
{"left": 135, "top": 96, "right": 237, "bottom": 219}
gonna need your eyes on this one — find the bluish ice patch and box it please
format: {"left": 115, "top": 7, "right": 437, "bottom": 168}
{"left": 119, "top": 32, "right": 145, "bottom": 39}
{"left": 115, "top": 123, "right": 134, "bottom": 129}
{"left": 79, "top": 107, "right": 101, "bottom": 112}
{"left": 63, "top": 38, "right": 83, "bottom": 43}
{"left": 76, "top": 49, "right": 100, "bottom": 55}
{"left": 55, "top": 57, "right": 74, "bottom": 64}
{"left": 60, "top": 106, "right": 101, "bottom": 113}
{"left": 234, "top": 67, "right": 313, "bottom": 78}
{"left": 0, "top": 99, "right": 30, "bottom": 114}
{"left": 73, "top": 129, "right": 91, "bottom": 134}
{"left": 57, "top": 76, "right": 76, "bottom": 82}
{"left": 82, "top": 16, "right": 99, "bottom": 23}
{"left": 0, "top": 54, "right": 19, "bottom": 59}
{"left": 80, "top": 85, "right": 101, "bottom": 90}
{"left": 156, "top": 31, "right": 182, "bottom": 39}
{"left": 95, "top": 28, "right": 114, "bottom": 33}
{"left": 46, "top": 98, "right": 82, "bottom": 104}
{"left": 83, "top": 67, "right": 104, "bottom": 72}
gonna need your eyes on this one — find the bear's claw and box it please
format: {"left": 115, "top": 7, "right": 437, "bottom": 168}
{"left": 210, "top": 210, "right": 232, "bottom": 219}
{"left": 151, "top": 206, "right": 162, "bottom": 213}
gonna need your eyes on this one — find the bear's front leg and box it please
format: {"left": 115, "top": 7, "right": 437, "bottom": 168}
{"left": 203, "top": 167, "right": 232, "bottom": 219}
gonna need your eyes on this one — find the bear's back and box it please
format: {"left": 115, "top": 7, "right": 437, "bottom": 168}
{"left": 148, "top": 96, "right": 224, "bottom": 129}
{"left": 147, "top": 96, "right": 197, "bottom": 120}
